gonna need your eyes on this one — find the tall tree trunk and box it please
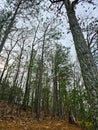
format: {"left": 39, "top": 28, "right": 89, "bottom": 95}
{"left": 8, "top": 40, "right": 25, "bottom": 103}
{"left": 52, "top": 54, "right": 59, "bottom": 118}
{"left": 22, "top": 43, "right": 34, "bottom": 110}
{"left": 0, "top": 51, "right": 10, "bottom": 100}
{"left": 64, "top": 0, "right": 98, "bottom": 129}
{"left": 45, "top": 74, "right": 50, "bottom": 116}
{"left": 0, "top": 53, "right": 10, "bottom": 83}
{"left": 52, "top": 68, "right": 58, "bottom": 117}
{"left": 33, "top": 68, "right": 39, "bottom": 113}
{"left": 22, "top": 24, "right": 39, "bottom": 110}
{"left": 36, "top": 24, "right": 50, "bottom": 120}
{"left": 58, "top": 78, "right": 63, "bottom": 118}
{"left": 36, "top": 38, "right": 44, "bottom": 120}
{"left": 0, "top": 0, "right": 22, "bottom": 53}
{"left": 0, "top": 41, "right": 17, "bottom": 83}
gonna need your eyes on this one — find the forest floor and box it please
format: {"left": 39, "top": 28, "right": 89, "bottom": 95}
{"left": 0, "top": 100, "right": 82, "bottom": 130}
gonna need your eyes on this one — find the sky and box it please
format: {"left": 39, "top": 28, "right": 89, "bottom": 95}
{"left": 42, "top": 0, "right": 98, "bottom": 62}
{"left": 63, "top": 0, "right": 98, "bottom": 62}
{"left": 0, "top": 0, "right": 98, "bottom": 64}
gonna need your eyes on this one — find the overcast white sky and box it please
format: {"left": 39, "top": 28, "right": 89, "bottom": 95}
{"left": 0, "top": 0, "right": 98, "bottom": 63}
{"left": 63, "top": 0, "right": 98, "bottom": 62}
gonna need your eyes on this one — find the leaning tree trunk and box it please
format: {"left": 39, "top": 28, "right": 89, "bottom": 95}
{"left": 0, "top": 52, "right": 10, "bottom": 83}
{"left": 0, "top": 40, "right": 17, "bottom": 83}
{"left": 0, "top": 0, "right": 22, "bottom": 53}
{"left": 63, "top": 0, "right": 98, "bottom": 129}
{"left": 8, "top": 40, "right": 24, "bottom": 103}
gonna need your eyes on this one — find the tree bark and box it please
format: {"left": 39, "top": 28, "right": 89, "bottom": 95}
{"left": 35, "top": 24, "right": 50, "bottom": 120}
{"left": 36, "top": 34, "right": 45, "bottom": 120}
{"left": 8, "top": 40, "right": 25, "bottom": 103}
{"left": 0, "top": 40, "right": 17, "bottom": 83}
{"left": 22, "top": 24, "right": 39, "bottom": 110}
{"left": 52, "top": 64, "right": 58, "bottom": 117}
{"left": 0, "top": 0, "right": 22, "bottom": 53}
{"left": 22, "top": 41, "right": 34, "bottom": 110}
{"left": 63, "top": 0, "right": 98, "bottom": 129}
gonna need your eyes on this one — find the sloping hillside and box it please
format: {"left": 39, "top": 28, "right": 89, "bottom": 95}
{"left": 0, "top": 100, "right": 82, "bottom": 130}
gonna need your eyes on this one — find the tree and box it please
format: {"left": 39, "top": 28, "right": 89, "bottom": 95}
{"left": 35, "top": 23, "right": 51, "bottom": 120}
{"left": 52, "top": 43, "right": 72, "bottom": 118}
{"left": 22, "top": 24, "right": 39, "bottom": 110}
{"left": 0, "top": 0, "right": 41, "bottom": 53}
{"left": 41, "top": 72, "right": 50, "bottom": 116}
{"left": 33, "top": 16, "right": 63, "bottom": 119}
{"left": 0, "top": 0, "right": 22, "bottom": 53}
{"left": 86, "top": 20, "right": 98, "bottom": 66}
{"left": 50, "top": 0, "right": 98, "bottom": 129}
{"left": 69, "top": 63, "right": 88, "bottom": 120}
{"left": 8, "top": 35, "right": 25, "bottom": 103}
{"left": 0, "top": 30, "right": 20, "bottom": 83}
{"left": 79, "top": 17, "right": 98, "bottom": 66}
{"left": 0, "top": 8, "right": 12, "bottom": 41}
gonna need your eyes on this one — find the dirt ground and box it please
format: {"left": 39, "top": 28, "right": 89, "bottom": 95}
{"left": 0, "top": 100, "right": 82, "bottom": 130}
{"left": 0, "top": 118, "right": 82, "bottom": 130}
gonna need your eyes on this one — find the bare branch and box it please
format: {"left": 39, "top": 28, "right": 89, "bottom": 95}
{"left": 50, "top": 0, "right": 63, "bottom": 3}
{"left": 89, "top": 33, "right": 97, "bottom": 46}
{"left": 72, "top": 0, "right": 79, "bottom": 9}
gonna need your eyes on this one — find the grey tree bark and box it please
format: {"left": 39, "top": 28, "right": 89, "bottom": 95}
{"left": 0, "top": 0, "right": 22, "bottom": 53}
{"left": 52, "top": 57, "right": 59, "bottom": 117}
{"left": 8, "top": 38, "right": 25, "bottom": 103}
{"left": 36, "top": 24, "right": 50, "bottom": 120}
{"left": 22, "top": 24, "right": 39, "bottom": 110}
{"left": 63, "top": 0, "right": 98, "bottom": 129}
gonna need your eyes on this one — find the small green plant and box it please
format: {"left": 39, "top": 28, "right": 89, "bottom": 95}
{"left": 80, "top": 120, "right": 94, "bottom": 130}
{"left": 88, "top": 123, "right": 94, "bottom": 130}
{"left": 80, "top": 120, "right": 86, "bottom": 129}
